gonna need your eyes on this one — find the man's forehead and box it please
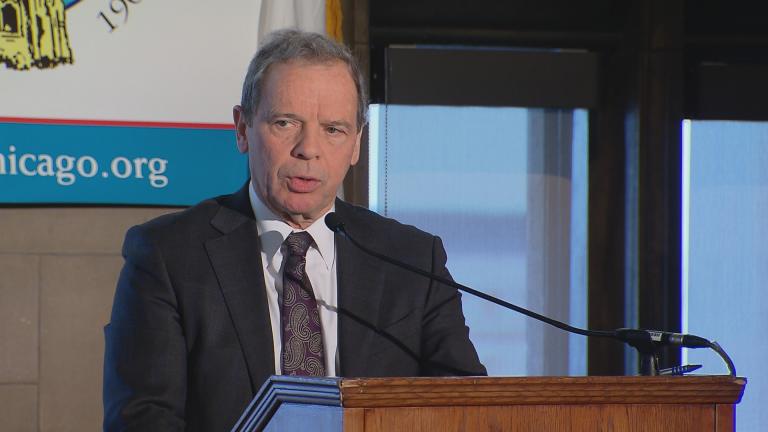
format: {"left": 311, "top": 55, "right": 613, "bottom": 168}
{"left": 257, "top": 60, "right": 358, "bottom": 116}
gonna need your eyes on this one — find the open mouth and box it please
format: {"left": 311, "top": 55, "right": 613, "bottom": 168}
{"left": 287, "top": 176, "right": 321, "bottom": 193}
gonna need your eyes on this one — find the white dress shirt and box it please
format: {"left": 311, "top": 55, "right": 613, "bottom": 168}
{"left": 248, "top": 183, "right": 338, "bottom": 376}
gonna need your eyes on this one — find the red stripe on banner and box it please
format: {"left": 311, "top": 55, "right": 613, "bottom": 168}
{"left": 0, "top": 117, "right": 234, "bottom": 130}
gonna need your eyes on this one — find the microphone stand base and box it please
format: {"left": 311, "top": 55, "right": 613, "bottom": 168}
{"left": 629, "top": 340, "right": 662, "bottom": 376}
{"left": 638, "top": 351, "right": 661, "bottom": 376}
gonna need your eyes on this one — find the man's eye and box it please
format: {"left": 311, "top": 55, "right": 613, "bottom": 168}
{"left": 327, "top": 127, "right": 344, "bottom": 135}
{"left": 275, "top": 120, "right": 291, "bottom": 128}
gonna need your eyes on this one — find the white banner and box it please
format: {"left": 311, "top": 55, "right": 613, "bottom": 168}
{"left": 0, "top": 0, "right": 328, "bottom": 205}
{"left": 2, "top": 0, "right": 263, "bottom": 124}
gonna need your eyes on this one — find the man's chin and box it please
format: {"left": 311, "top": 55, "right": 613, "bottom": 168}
{"left": 276, "top": 197, "right": 331, "bottom": 227}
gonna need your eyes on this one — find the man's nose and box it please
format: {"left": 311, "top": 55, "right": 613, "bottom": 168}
{"left": 292, "top": 126, "right": 322, "bottom": 160}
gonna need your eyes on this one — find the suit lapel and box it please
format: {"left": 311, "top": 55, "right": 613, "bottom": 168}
{"left": 204, "top": 191, "right": 388, "bottom": 381}
{"left": 205, "top": 185, "right": 275, "bottom": 393}
{"left": 335, "top": 202, "right": 386, "bottom": 377}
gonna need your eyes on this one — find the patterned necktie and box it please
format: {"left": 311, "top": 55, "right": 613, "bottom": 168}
{"left": 281, "top": 231, "right": 326, "bottom": 376}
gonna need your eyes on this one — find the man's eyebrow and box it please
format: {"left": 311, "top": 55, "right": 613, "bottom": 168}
{"left": 324, "top": 119, "right": 353, "bottom": 129}
{"left": 264, "top": 110, "right": 303, "bottom": 121}
{"left": 264, "top": 110, "right": 353, "bottom": 129}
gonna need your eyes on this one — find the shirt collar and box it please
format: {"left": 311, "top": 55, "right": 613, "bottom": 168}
{"left": 248, "top": 182, "right": 335, "bottom": 269}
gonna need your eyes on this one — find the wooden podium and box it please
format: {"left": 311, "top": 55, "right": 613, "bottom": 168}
{"left": 232, "top": 375, "right": 745, "bottom": 431}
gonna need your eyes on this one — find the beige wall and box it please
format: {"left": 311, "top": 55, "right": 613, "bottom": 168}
{"left": 0, "top": 207, "right": 177, "bottom": 432}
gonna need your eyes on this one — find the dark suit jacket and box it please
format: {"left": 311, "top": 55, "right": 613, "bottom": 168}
{"left": 103, "top": 184, "right": 485, "bottom": 431}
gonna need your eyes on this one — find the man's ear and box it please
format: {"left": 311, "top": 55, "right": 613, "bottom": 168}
{"left": 233, "top": 105, "right": 249, "bottom": 154}
{"left": 350, "top": 128, "right": 363, "bottom": 166}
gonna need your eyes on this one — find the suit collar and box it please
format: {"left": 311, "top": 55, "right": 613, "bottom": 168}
{"left": 210, "top": 182, "right": 254, "bottom": 234}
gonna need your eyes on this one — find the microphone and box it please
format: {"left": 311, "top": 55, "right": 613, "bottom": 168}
{"left": 324, "top": 212, "right": 345, "bottom": 233}
{"left": 614, "top": 328, "right": 710, "bottom": 349}
{"left": 325, "top": 212, "right": 736, "bottom": 375}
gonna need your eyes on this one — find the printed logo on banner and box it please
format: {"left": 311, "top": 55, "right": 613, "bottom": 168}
{"left": 0, "top": 0, "right": 77, "bottom": 70}
{"left": 1, "top": 0, "right": 147, "bottom": 70}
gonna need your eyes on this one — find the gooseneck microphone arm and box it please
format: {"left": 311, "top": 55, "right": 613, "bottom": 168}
{"left": 325, "top": 213, "right": 736, "bottom": 376}
{"left": 325, "top": 213, "right": 612, "bottom": 339}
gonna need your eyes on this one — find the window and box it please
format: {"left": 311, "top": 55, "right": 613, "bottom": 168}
{"left": 683, "top": 119, "right": 768, "bottom": 431}
{"left": 369, "top": 104, "right": 589, "bottom": 375}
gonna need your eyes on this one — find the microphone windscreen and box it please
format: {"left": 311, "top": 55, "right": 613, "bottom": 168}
{"left": 324, "top": 212, "right": 344, "bottom": 233}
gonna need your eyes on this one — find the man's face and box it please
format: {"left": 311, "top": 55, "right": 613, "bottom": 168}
{"left": 234, "top": 60, "right": 361, "bottom": 228}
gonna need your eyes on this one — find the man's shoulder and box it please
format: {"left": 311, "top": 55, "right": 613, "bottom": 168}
{"left": 335, "top": 200, "right": 435, "bottom": 248}
{"left": 127, "top": 189, "right": 250, "bottom": 245}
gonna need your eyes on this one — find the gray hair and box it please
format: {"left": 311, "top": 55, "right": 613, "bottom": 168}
{"left": 240, "top": 29, "right": 368, "bottom": 131}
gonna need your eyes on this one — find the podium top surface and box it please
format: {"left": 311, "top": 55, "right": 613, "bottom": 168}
{"left": 252, "top": 375, "right": 745, "bottom": 409}
{"left": 337, "top": 375, "right": 746, "bottom": 407}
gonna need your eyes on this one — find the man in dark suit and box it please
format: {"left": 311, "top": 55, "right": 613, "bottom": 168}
{"left": 103, "top": 29, "right": 485, "bottom": 431}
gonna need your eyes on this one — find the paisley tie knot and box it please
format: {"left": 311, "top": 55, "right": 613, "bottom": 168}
{"left": 285, "top": 231, "right": 313, "bottom": 258}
